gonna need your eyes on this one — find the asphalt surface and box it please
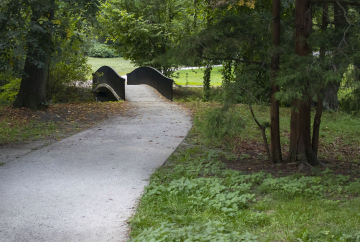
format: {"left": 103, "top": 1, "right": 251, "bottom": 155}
{"left": 0, "top": 85, "right": 192, "bottom": 242}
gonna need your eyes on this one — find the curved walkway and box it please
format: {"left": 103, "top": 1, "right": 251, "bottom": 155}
{"left": 0, "top": 85, "right": 192, "bottom": 242}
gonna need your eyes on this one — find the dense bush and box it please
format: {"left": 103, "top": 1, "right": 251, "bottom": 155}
{"left": 87, "top": 43, "right": 119, "bottom": 58}
{"left": 195, "top": 107, "right": 244, "bottom": 145}
{"left": 46, "top": 37, "right": 93, "bottom": 103}
{"left": 340, "top": 87, "right": 360, "bottom": 115}
{"left": 0, "top": 73, "right": 21, "bottom": 105}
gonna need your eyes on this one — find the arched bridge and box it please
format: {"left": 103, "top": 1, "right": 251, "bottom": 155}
{"left": 93, "top": 66, "right": 126, "bottom": 101}
{"left": 92, "top": 66, "right": 174, "bottom": 102}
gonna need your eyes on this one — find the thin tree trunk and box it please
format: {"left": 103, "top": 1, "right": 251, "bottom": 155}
{"left": 312, "top": 3, "right": 328, "bottom": 155}
{"left": 322, "top": 2, "right": 347, "bottom": 111}
{"left": 312, "top": 96, "right": 323, "bottom": 154}
{"left": 288, "top": 0, "right": 320, "bottom": 166}
{"left": 270, "top": 0, "right": 282, "bottom": 164}
{"left": 249, "top": 103, "right": 272, "bottom": 162}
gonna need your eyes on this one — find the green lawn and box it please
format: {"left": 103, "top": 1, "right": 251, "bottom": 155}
{"left": 173, "top": 67, "right": 223, "bottom": 86}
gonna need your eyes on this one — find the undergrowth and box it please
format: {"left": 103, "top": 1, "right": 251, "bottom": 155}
{"left": 129, "top": 145, "right": 360, "bottom": 241}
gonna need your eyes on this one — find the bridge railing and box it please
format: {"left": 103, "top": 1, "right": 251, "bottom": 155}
{"left": 92, "top": 66, "right": 126, "bottom": 101}
{"left": 127, "top": 67, "right": 173, "bottom": 101}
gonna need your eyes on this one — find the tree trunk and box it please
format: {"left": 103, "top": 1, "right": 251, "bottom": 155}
{"left": 13, "top": 56, "right": 49, "bottom": 110}
{"left": 312, "top": 3, "right": 328, "bottom": 155}
{"left": 270, "top": 0, "right": 282, "bottom": 164}
{"left": 13, "top": 2, "right": 54, "bottom": 110}
{"left": 322, "top": 3, "right": 347, "bottom": 111}
{"left": 288, "top": 0, "right": 320, "bottom": 166}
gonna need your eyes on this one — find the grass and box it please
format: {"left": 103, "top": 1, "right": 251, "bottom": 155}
{"left": 173, "top": 67, "right": 223, "bottom": 86}
{"left": 128, "top": 87, "right": 360, "bottom": 241}
{"left": 0, "top": 113, "right": 59, "bottom": 144}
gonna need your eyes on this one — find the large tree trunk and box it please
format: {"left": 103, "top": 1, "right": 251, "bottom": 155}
{"left": 270, "top": 0, "right": 282, "bottom": 163}
{"left": 13, "top": 1, "right": 54, "bottom": 110}
{"left": 288, "top": 0, "right": 320, "bottom": 166}
{"left": 13, "top": 56, "right": 49, "bottom": 110}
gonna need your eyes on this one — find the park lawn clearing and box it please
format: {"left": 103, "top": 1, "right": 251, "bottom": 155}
{"left": 129, "top": 89, "right": 360, "bottom": 241}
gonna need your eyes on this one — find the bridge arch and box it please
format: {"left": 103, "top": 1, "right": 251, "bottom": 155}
{"left": 92, "top": 66, "right": 125, "bottom": 101}
{"left": 127, "top": 67, "right": 173, "bottom": 101}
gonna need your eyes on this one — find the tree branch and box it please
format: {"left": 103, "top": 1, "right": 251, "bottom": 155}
{"left": 201, "top": 56, "right": 266, "bottom": 66}
{"left": 248, "top": 102, "right": 272, "bottom": 162}
{"left": 310, "top": 0, "right": 360, "bottom": 6}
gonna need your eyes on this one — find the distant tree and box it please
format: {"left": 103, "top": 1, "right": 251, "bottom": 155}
{"left": 98, "top": 0, "right": 196, "bottom": 77}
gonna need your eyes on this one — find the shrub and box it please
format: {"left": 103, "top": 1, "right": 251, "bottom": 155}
{"left": 0, "top": 74, "right": 21, "bottom": 105}
{"left": 47, "top": 37, "right": 93, "bottom": 103}
{"left": 195, "top": 107, "right": 244, "bottom": 146}
{"left": 340, "top": 87, "right": 360, "bottom": 115}
{"left": 87, "top": 43, "right": 119, "bottom": 58}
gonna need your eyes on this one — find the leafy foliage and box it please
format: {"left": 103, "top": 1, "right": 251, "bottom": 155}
{"left": 87, "top": 43, "right": 119, "bottom": 58}
{"left": 98, "top": 0, "right": 195, "bottom": 76}
{"left": 132, "top": 221, "right": 258, "bottom": 242}
{"left": 0, "top": 0, "right": 100, "bottom": 109}
{"left": 47, "top": 36, "right": 92, "bottom": 103}
{"left": 195, "top": 106, "right": 245, "bottom": 145}
{"left": 340, "top": 88, "right": 360, "bottom": 115}
{"left": 0, "top": 76, "right": 21, "bottom": 105}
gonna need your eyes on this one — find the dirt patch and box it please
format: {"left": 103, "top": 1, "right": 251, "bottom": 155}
{"left": 222, "top": 140, "right": 360, "bottom": 180}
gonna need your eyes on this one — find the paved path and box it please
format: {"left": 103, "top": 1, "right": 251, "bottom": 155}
{"left": 0, "top": 85, "right": 192, "bottom": 242}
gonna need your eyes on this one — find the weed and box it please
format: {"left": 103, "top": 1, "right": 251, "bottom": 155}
{"left": 131, "top": 221, "right": 258, "bottom": 242}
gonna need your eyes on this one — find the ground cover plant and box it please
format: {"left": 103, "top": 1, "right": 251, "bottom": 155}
{"left": 129, "top": 88, "right": 360, "bottom": 241}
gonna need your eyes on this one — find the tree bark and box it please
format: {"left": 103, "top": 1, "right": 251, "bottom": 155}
{"left": 13, "top": 56, "right": 50, "bottom": 110}
{"left": 288, "top": 0, "right": 320, "bottom": 166}
{"left": 312, "top": 3, "right": 328, "bottom": 155}
{"left": 322, "top": 2, "right": 347, "bottom": 111}
{"left": 270, "top": 0, "right": 282, "bottom": 164}
{"left": 13, "top": 2, "right": 54, "bottom": 110}
{"left": 310, "top": 0, "right": 360, "bottom": 6}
